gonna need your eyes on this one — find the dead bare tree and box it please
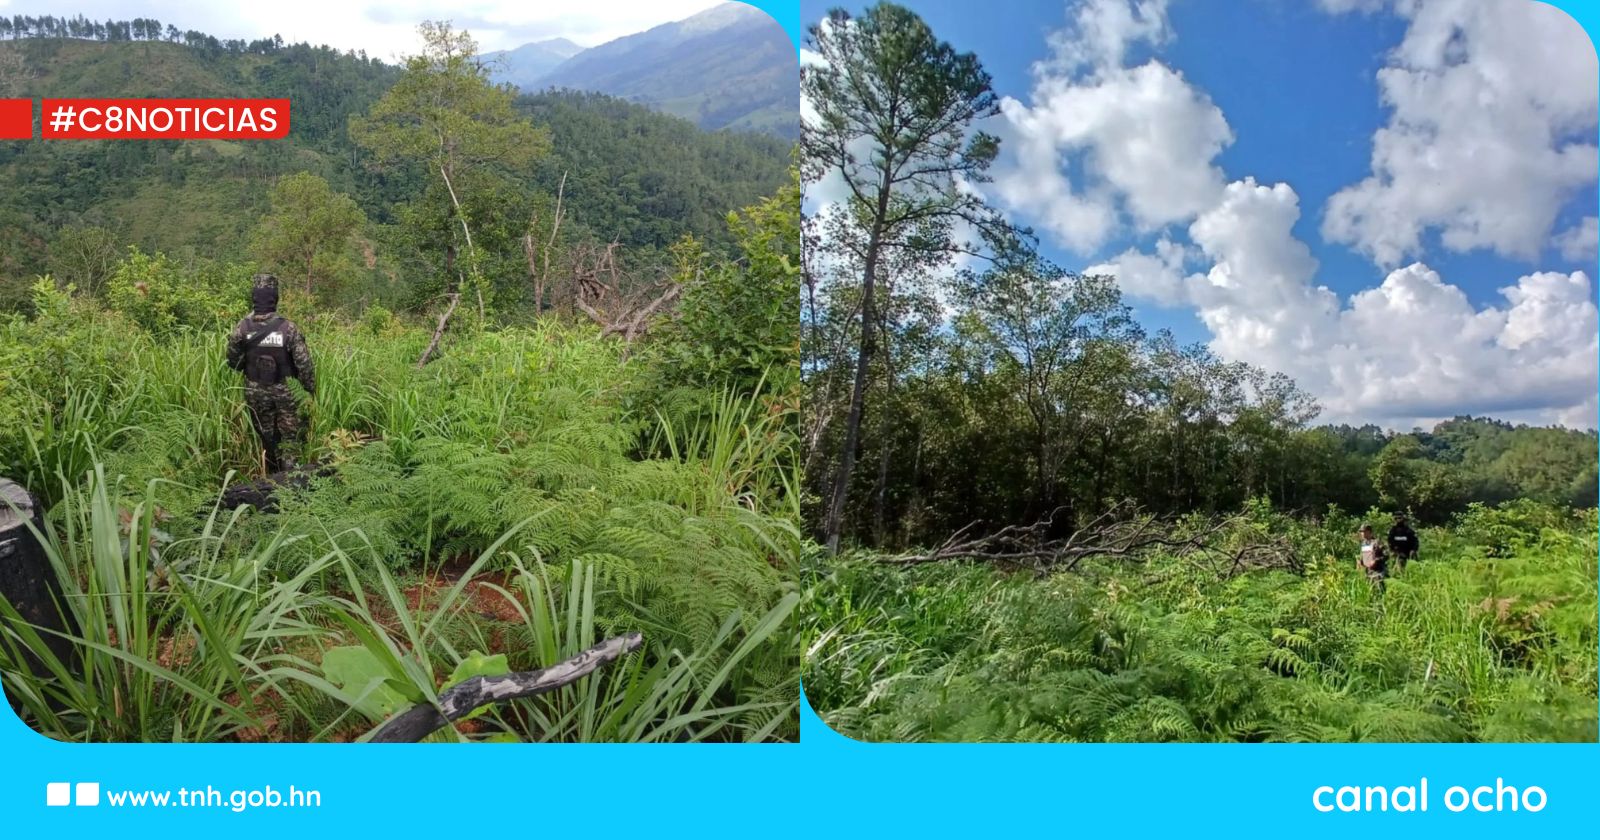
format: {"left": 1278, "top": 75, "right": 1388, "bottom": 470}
{"left": 570, "top": 240, "right": 684, "bottom": 343}
{"left": 413, "top": 164, "right": 478, "bottom": 370}
{"left": 523, "top": 171, "right": 566, "bottom": 312}
{"left": 416, "top": 241, "right": 465, "bottom": 370}
{"left": 884, "top": 500, "right": 1301, "bottom": 579}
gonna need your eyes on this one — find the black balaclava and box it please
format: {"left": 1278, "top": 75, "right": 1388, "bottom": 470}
{"left": 251, "top": 274, "right": 279, "bottom": 316}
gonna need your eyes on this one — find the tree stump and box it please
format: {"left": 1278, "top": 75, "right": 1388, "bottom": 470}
{"left": 0, "top": 478, "right": 80, "bottom": 706}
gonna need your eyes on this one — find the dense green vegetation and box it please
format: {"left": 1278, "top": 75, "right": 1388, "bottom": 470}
{"left": 2, "top": 274, "right": 798, "bottom": 742}
{"left": 799, "top": 3, "right": 1596, "bottom": 743}
{"left": 804, "top": 503, "right": 1597, "bottom": 742}
{"left": 0, "top": 20, "right": 801, "bottom": 742}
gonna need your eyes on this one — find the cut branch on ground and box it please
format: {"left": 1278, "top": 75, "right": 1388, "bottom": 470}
{"left": 369, "top": 632, "right": 644, "bottom": 742}
{"left": 883, "top": 500, "right": 1302, "bottom": 578}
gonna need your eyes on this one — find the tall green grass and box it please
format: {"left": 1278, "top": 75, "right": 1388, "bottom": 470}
{"left": 1, "top": 289, "right": 800, "bottom": 741}
{"left": 2, "top": 465, "right": 799, "bottom": 742}
{"left": 803, "top": 504, "right": 1598, "bottom": 743}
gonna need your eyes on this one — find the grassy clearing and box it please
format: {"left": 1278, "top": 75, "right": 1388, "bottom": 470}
{"left": 803, "top": 502, "right": 1597, "bottom": 743}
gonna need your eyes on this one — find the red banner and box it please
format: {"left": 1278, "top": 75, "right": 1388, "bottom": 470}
{"left": 0, "top": 99, "right": 31, "bottom": 140}
{"left": 39, "top": 99, "right": 290, "bottom": 140}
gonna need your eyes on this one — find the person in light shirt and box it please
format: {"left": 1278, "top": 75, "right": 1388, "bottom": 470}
{"left": 1357, "top": 523, "right": 1389, "bottom": 592}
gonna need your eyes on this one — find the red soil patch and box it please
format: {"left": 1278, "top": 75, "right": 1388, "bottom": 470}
{"left": 398, "top": 558, "right": 524, "bottom": 624}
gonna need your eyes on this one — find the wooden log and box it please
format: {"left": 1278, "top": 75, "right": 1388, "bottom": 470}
{"left": 369, "top": 632, "right": 644, "bottom": 743}
{"left": 0, "top": 479, "right": 80, "bottom": 692}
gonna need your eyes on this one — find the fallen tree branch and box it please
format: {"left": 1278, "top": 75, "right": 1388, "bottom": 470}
{"left": 368, "top": 633, "right": 644, "bottom": 743}
{"left": 882, "top": 501, "right": 1301, "bottom": 578}
{"left": 415, "top": 290, "right": 460, "bottom": 369}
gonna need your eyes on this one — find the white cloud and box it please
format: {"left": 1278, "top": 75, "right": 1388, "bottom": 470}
{"left": 1055, "top": 0, "right": 1600, "bottom": 427}
{"left": 990, "top": 0, "right": 1231, "bottom": 254}
{"left": 1094, "top": 177, "right": 1599, "bottom": 428}
{"left": 1326, "top": 266, "right": 1598, "bottom": 426}
{"left": 0, "top": 0, "right": 728, "bottom": 56}
{"left": 1554, "top": 216, "right": 1599, "bottom": 263}
{"left": 1040, "top": 0, "right": 1170, "bottom": 73}
{"left": 1182, "top": 179, "right": 1340, "bottom": 373}
{"left": 1321, "top": 0, "right": 1599, "bottom": 266}
{"left": 1086, "top": 236, "right": 1190, "bottom": 304}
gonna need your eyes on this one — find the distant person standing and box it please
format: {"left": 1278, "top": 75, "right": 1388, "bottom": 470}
{"left": 1357, "top": 523, "right": 1389, "bottom": 592}
{"left": 1387, "top": 514, "right": 1419, "bottom": 573}
{"left": 226, "top": 274, "right": 315, "bottom": 473}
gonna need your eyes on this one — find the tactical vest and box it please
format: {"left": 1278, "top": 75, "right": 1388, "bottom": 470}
{"left": 243, "top": 317, "right": 291, "bottom": 386}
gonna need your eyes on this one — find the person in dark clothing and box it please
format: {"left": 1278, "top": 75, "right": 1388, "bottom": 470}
{"left": 1358, "top": 523, "right": 1389, "bottom": 592}
{"left": 225, "top": 274, "right": 315, "bottom": 473}
{"left": 1387, "top": 514, "right": 1419, "bottom": 573}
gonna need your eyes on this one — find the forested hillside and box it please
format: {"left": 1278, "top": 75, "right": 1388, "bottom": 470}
{"left": 0, "top": 19, "right": 790, "bottom": 312}
{"left": 531, "top": 3, "right": 798, "bottom": 138}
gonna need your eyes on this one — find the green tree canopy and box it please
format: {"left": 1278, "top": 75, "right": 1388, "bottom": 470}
{"left": 251, "top": 172, "right": 365, "bottom": 297}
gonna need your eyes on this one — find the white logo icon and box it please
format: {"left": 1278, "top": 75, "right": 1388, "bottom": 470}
{"left": 45, "top": 782, "right": 99, "bottom": 806}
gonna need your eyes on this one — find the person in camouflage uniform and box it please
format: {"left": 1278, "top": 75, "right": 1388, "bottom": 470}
{"left": 226, "top": 274, "right": 315, "bottom": 473}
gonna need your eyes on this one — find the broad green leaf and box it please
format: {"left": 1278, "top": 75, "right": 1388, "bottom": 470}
{"left": 321, "top": 645, "right": 411, "bottom": 720}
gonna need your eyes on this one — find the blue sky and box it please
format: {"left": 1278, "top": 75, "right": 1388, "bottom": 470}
{"left": 801, "top": 0, "right": 1599, "bottom": 429}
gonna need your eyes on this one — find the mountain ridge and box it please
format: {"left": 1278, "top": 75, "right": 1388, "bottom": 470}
{"left": 481, "top": 37, "right": 586, "bottom": 91}
{"left": 489, "top": 4, "right": 797, "bottom": 139}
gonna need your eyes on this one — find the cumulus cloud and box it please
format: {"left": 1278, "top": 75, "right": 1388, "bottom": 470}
{"left": 1320, "top": 0, "right": 1600, "bottom": 266}
{"left": 1090, "top": 179, "right": 1599, "bottom": 428}
{"left": 816, "top": 0, "right": 1598, "bottom": 427}
{"left": 1184, "top": 179, "right": 1339, "bottom": 367}
{"left": 1553, "top": 216, "right": 1599, "bottom": 263}
{"left": 1086, "top": 237, "right": 1190, "bottom": 304}
{"left": 989, "top": 0, "right": 1231, "bottom": 253}
{"left": 1326, "top": 266, "right": 1598, "bottom": 426}
{"left": 1040, "top": 0, "right": 1170, "bottom": 73}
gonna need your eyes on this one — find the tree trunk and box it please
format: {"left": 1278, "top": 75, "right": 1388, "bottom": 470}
{"left": 823, "top": 231, "right": 883, "bottom": 554}
{"left": 416, "top": 290, "right": 460, "bottom": 369}
{"left": 871, "top": 332, "right": 897, "bottom": 548}
{"left": 872, "top": 430, "right": 893, "bottom": 548}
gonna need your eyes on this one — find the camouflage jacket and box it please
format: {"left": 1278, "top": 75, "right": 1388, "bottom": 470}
{"left": 225, "top": 312, "right": 316, "bottom": 394}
